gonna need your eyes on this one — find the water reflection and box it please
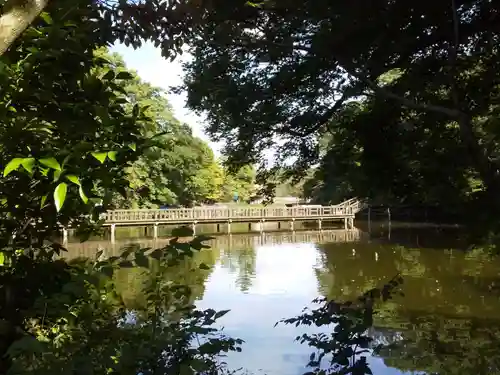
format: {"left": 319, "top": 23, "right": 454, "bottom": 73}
{"left": 65, "top": 226, "right": 500, "bottom": 375}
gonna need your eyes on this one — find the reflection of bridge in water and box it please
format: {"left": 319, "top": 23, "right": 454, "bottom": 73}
{"left": 64, "top": 229, "right": 364, "bottom": 259}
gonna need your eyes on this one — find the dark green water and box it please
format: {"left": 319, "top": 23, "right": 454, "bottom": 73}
{"left": 65, "top": 222, "right": 500, "bottom": 375}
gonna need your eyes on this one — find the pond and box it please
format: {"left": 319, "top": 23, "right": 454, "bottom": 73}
{"left": 65, "top": 221, "right": 500, "bottom": 375}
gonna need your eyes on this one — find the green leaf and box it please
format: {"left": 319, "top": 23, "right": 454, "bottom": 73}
{"left": 132, "top": 104, "right": 140, "bottom": 117}
{"left": 128, "top": 143, "right": 136, "bottom": 151}
{"left": 107, "top": 151, "right": 117, "bottom": 161}
{"left": 214, "top": 309, "right": 230, "bottom": 319}
{"left": 102, "top": 70, "right": 115, "bottom": 81}
{"left": 53, "top": 169, "right": 61, "bottom": 182}
{"left": 39, "top": 12, "right": 53, "bottom": 24}
{"left": 39, "top": 157, "right": 61, "bottom": 171}
{"left": 65, "top": 175, "right": 81, "bottom": 186}
{"left": 54, "top": 183, "right": 68, "bottom": 212}
{"left": 3, "top": 158, "right": 24, "bottom": 176}
{"left": 0, "top": 251, "right": 4, "bottom": 266}
{"left": 116, "top": 71, "right": 134, "bottom": 80}
{"left": 40, "top": 194, "right": 48, "bottom": 209}
{"left": 134, "top": 251, "right": 149, "bottom": 268}
{"left": 78, "top": 187, "right": 88, "bottom": 204}
{"left": 91, "top": 152, "right": 107, "bottom": 163}
{"left": 20, "top": 158, "right": 35, "bottom": 174}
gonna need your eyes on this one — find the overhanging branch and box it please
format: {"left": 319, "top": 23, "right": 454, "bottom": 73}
{"left": 0, "top": 0, "right": 49, "bottom": 56}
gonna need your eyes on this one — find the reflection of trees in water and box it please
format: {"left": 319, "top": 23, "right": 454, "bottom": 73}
{"left": 375, "top": 314, "right": 500, "bottom": 375}
{"left": 313, "top": 242, "right": 500, "bottom": 374}
{"left": 219, "top": 246, "right": 256, "bottom": 293}
{"left": 112, "top": 246, "right": 218, "bottom": 309}
{"left": 314, "top": 243, "right": 500, "bottom": 318}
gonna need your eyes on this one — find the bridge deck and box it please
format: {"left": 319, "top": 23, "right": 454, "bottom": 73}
{"left": 103, "top": 205, "right": 356, "bottom": 226}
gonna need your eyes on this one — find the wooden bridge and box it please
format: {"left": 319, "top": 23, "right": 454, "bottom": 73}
{"left": 96, "top": 198, "right": 366, "bottom": 243}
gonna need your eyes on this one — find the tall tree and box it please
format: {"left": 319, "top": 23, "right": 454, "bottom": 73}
{"left": 94, "top": 50, "right": 225, "bottom": 208}
{"left": 178, "top": 0, "right": 500, "bottom": 209}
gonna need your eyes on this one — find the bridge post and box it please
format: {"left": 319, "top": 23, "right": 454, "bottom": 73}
{"left": 344, "top": 218, "right": 347, "bottom": 230}
{"left": 62, "top": 227, "right": 68, "bottom": 245}
{"left": 260, "top": 219, "right": 265, "bottom": 232}
{"left": 318, "top": 219, "right": 322, "bottom": 231}
{"left": 368, "top": 206, "right": 372, "bottom": 234}
{"left": 153, "top": 223, "right": 158, "bottom": 239}
{"left": 227, "top": 219, "right": 232, "bottom": 233}
{"left": 290, "top": 218, "right": 295, "bottom": 231}
{"left": 110, "top": 224, "right": 116, "bottom": 243}
{"left": 192, "top": 221, "right": 197, "bottom": 236}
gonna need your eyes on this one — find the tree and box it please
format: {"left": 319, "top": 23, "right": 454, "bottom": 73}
{"left": 0, "top": 0, "right": 49, "bottom": 55}
{"left": 0, "top": 0, "right": 208, "bottom": 58}
{"left": 0, "top": 2, "right": 242, "bottom": 372}
{"left": 91, "top": 50, "right": 226, "bottom": 208}
{"left": 179, "top": 0, "right": 500, "bottom": 213}
{"left": 220, "top": 164, "right": 256, "bottom": 202}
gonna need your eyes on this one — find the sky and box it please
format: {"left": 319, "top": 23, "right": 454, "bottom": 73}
{"left": 111, "top": 42, "right": 222, "bottom": 155}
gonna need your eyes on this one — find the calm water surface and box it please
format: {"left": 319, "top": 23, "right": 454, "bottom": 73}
{"left": 66, "top": 222, "right": 500, "bottom": 375}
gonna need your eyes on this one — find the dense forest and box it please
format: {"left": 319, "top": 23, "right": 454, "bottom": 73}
{"left": 0, "top": 0, "right": 499, "bottom": 375}
{"left": 95, "top": 50, "right": 256, "bottom": 208}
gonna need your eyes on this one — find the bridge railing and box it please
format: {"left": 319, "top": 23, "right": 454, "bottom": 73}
{"left": 103, "top": 205, "right": 354, "bottom": 224}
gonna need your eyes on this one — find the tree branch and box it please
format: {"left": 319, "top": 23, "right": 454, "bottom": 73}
{"left": 290, "top": 41, "right": 463, "bottom": 119}
{"left": 283, "top": 84, "right": 362, "bottom": 138}
{"left": 0, "top": 0, "right": 49, "bottom": 56}
{"left": 352, "top": 71, "right": 462, "bottom": 118}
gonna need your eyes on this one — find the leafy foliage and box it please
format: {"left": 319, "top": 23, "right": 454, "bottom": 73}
{"left": 178, "top": 0, "right": 500, "bottom": 222}
{"left": 0, "top": 2, "right": 247, "bottom": 373}
{"left": 3, "top": 238, "right": 243, "bottom": 375}
{"left": 279, "top": 275, "right": 403, "bottom": 375}
{"left": 93, "top": 50, "right": 253, "bottom": 208}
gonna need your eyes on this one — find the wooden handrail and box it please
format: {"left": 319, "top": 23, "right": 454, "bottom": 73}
{"left": 102, "top": 205, "right": 356, "bottom": 223}
{"left": 101, "top": 198, "right": 366, "bottom": 225}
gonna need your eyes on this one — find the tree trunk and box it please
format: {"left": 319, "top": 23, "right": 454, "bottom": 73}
{"left": 0, "top": 0, "right": 49, "bottom": 56}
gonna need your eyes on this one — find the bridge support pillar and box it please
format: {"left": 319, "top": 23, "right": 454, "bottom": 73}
{"left": 260, "top": 219, "right": 265, "bottom": 232}
{"left": 227, "top": 220, "right": 232, "bottom": 234}
{"left": 192, "top": 221, "right": 197, "bottom": 236}
{"left": 318, "top": 219, "right": 322, "bottom": 231}
{"left": 344, "top": 218, "right": 348, "bottom": 230}
{"left": 153, "top": 223, "right": 158, "bottom": 239}
{"left": 110, "top": 224, "right": 116, "bottom": 244}
{"left": 62, "top": 227, "right": 68, "bottom": 245}
{"left": 278, "top": 222, "right": 281, "bottom": 230}
{"left": 290, "top": 218, "right": 295, "bottom": 231}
